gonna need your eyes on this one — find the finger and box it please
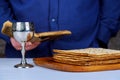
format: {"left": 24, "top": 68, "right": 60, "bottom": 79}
{"left": 16, "top": 47, "right": 22, "bottom": 50}
{"left": 10, "top": 38, "right": 21, "bottom": 50}
{"left": 25, "top": 42, "right": 40, "bottom": 50}
{"left": 25, "top": 42, "right": 40, "bottom": 47}
{"left": 25, "top": 42, "right": 32, "bottom": 46}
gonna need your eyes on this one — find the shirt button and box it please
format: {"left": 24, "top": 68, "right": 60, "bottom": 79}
{"left": 51, "top": 18, "right": 56, "bottom": 22}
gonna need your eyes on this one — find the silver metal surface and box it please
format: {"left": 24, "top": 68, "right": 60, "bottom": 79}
{"left": 12, "top": 22, "right": 34, "bottom": 68}
{"left": 12, "top": 22, "right": 34, "bottom": 31}
{"left": 14, "top": 63, "right": 34, "bottom": 68}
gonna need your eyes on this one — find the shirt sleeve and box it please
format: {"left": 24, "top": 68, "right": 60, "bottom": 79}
{"left": 98, "top": 0, "right": 120, "bottom": 44}
{"left": 0, "top": 0, "right": 16, "bottom": 43}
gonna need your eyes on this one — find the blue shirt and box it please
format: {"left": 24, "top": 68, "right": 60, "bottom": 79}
{"left": 0, "top": 0, "right": 120, "bottom": 58}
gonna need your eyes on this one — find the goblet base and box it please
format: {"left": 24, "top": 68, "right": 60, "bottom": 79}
{"left": 14, "top": 63, "right": 34, "bottom": 68}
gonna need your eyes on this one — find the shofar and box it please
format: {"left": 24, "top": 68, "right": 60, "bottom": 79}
{"left": 1, "top": 21, "right": 71, "bottom": 42}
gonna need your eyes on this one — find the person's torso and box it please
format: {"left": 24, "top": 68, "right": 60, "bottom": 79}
{"left": 6, "top": 0, "right": 100, "bottom": 57}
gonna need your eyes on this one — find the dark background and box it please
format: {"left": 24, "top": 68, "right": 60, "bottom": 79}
{"left": 0, "top": 31, "right": 120, "bottom": 57}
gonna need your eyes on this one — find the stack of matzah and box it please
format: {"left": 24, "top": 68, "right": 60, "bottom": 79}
{"left": 53, "top": 48, "right": 120, "bottom": 66}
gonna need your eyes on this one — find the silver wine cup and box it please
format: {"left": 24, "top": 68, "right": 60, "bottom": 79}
{"left": 12, "top": 22, "right": 34, "bottom": 68}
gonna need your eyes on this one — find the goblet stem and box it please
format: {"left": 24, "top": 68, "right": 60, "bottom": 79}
{"left": 14, "top": 42, "right": 34, "bottom": 68}
{"left": 21, "top": 42, "right": 27, "bottom": 65}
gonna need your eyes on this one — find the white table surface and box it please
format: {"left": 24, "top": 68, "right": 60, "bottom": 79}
{"left": 0, "top": 58, "right": 120, "bottom": 80}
